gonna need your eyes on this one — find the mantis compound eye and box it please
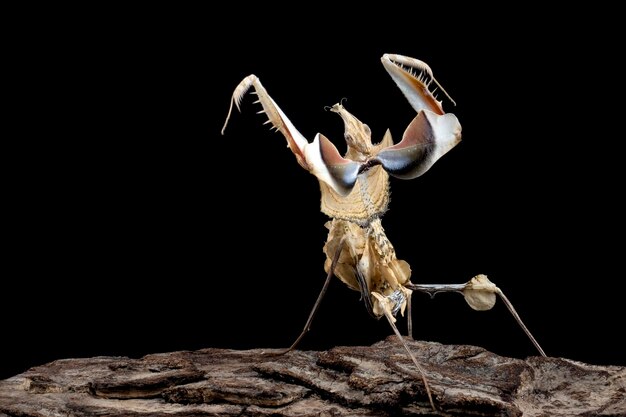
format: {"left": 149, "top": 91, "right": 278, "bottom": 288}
{"left": 318, "top": 133, "right": 360, "bottom": 195}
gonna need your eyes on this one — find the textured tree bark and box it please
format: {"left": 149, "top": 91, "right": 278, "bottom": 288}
{"left": 1, "top": 337, "right": 624, "bottom": 417}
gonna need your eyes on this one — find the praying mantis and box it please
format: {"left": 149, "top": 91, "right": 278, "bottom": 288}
{"left": 221, "top": 54, "right": 545, "bottom": 411}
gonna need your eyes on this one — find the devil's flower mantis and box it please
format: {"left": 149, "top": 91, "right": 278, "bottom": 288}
{"left": 222, "top": 54, "right": 545, "bottom": 411}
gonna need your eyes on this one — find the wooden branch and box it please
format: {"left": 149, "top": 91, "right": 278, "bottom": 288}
{"left": 1, "top": 337, "right": 624, "bottom": 416}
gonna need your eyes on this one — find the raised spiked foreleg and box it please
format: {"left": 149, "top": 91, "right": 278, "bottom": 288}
{"left": 221, "top": 75, "right": 359, "bottom": 196}
{"left": 381, "top": 53, "right": 456, "bottom": 114}
{"left": 374, "top": 54, "right": 462, "bottom": 180}
{"left": 221, "top": 74, "right": 310, "bottom": 170}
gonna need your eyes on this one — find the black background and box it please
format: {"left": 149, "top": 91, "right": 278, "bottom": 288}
{"left": 3, "top": 7, "right": 624, "bottom": 379}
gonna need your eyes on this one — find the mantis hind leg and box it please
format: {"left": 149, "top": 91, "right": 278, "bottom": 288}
{"left": 381, "top": 305, "right": 436, "bottom": 411}
{"left": 407, "top": 275, "right": 546, "bottom": 357}
{"left": 277, "top": 237, "right": 346, "bottom": 354}
{"left": 355, "top": 267, "right": 377, "bottom": 319}
{"left": 407, "top": 295, "right": 413, "bottom": 339}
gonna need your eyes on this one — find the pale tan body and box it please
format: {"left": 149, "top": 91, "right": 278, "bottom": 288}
{"left": 222, "top": 55, "right": 545, "bottom": 411}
